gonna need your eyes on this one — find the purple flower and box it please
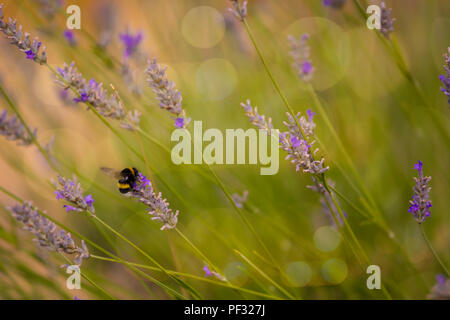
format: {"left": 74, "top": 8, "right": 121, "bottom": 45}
{"left": 0, "top": 109, "right": 37, "bottom": 146}
{"left": 428, "top": 274, "right": 450, "bottom": 299}
{"left": 73, "top": 91, "right": 89, "bottom": 103}
{"left": 437, "top": 274, "right": 446, "bottom": 286}
{"left": 63, "top": 30, "right": 76, "bottom": 46}
{"left": 55, "top": 62, "right": 141, "bottom": 131}
{"left": 228, "top": 0, "right": 248, "bottom": 21}
{"left": 241, "top": 100, "right": 273, "bottom": 133}
{"left": 128, "top": 172, "right": 179, "bottom": 230}
{"left": 84, "top": 194, "right": 94, "bottom": 207}
{"left": 439, "top": 48, "right": 450, "bottom": 105}
{"left": 88, "top": 78, "right": 98, "bottom": 88}
{"left": 306, "top": 109, "right": 316, "bottom": 122}
{"left": 290, "top": 136, "right": 301, "bottom": 148}
{"left": 302, "top": 61, "right": 312, "bottom": 75}
{"left": 174, "top": 118, "right": 184, "bottom": 128}
{"left": 63, "top": 205, "right": 78, "bottom": 213}
{"left": 414, "top": 160, "right": 423, "bottom": 173}
{"left": 231, "top": 190, "right": 248, "bottom": 209}
{"left": 203, "top": 265, "right": 212, "bottom": 277}
{"left": 145, "top": 58, "right": 191, "bottom": 128}
{"left": 54, "top": 175, "right": 95, "bottom": 214}
{"left": 408, "top": 161, "right": 432, "bottom": 224}
{"left": 0, "top": 4, "right": 47, "bottom": 64}
{"left": 9, "top": 201, "right": 89, "bottom": 266}
{"left": 119, "top": 30, "right": 143, "bottom": 58}
{"left": 55, "top": 191, "right": 64, "bottom": 200}
{"left": 25, "top": 49, "right": 35, "bottom": 60}
{"left": 380, "top": 2, "right": 395, "bottom": 38}
{"left": 323, "top": 0, "right": 346, "bottom": 8}
{"left": 288, "top": 34, "right": 314, "bottom": 82}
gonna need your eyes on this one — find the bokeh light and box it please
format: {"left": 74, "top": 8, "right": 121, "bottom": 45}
{"left": 284, "top": 261, "right": 312, "bottom": 287}
{"left": 181, "top": 6, "right": 226, "bottom": 49}
{"left": 314, "top": 226, "right": 341, "bottom": 252}
{"left": 195, "top": 58, "right": 238, "bottom": 101}
{"left": 321, "top": 258, "right": 348, "bottom": 285}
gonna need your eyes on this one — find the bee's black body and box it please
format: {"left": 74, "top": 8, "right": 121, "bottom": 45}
{"left": 117, "top": 167, "right": 139, "bottom": 194}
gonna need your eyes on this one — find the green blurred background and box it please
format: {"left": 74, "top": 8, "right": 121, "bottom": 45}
{"left": 0, "top": 0, "right": 448, "bottom": 299}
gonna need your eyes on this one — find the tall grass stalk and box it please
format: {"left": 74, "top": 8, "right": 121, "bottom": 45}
{"left": 241, "top": 16, "right": 393, "bottom": 299}
{"left": 419, "top": 224, "right": 449, "bottom": 277}
{"left": 0, "top": 186, "right": 189, "bottom": 300}
{"left": 0, "top": 83, "right": 57, "bottom": 172}
{"left": 89, "top": 254, "right": 282, "bottom": 299}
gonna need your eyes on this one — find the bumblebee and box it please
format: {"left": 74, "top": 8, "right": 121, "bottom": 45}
{"left": 101, "top": 167, "right": 139, "bottom": 194}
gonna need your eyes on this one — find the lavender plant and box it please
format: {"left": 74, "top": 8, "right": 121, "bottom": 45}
{"left": 439, "top": 47, "right": 450, "bottom": 104}
{"left": 427, "top": 274, "right": 450, "bottom": 300}
{"left": 307, "top": 178, "right": 345, "bottom": 228}
{"left": 288, "top": 34, "right": 314, "bottom": 82}
{"left": 119, "top": 28, "right": 143, "bottom": 59}
{"left": 228, "top": 0, "right": 248, "bottom": 21}
{"left": 55, "top": 62, "right": 141, "bottom": 131}
{"left": 0, "top": 109, "right": 36, "bottom": 146}
{"left": 54, "top": 175, "right": 95, "bottom": 214}
{"left": 380, "top": 2, "right": 396, "bottom": 38}
{"left": 242, "top": 100, "right": 328, "bottom": 175}
{"left": 63, "top": 30, "right": 77, "bottom": 46}
{"left": 145, "top": 58, "right": 191, "bottom": 128}
{"left": 0, "top": 3, "right": 47, "bottom": 64}
{"left": 9, "top": 201, "right": 90, "bottom": 266}
{"left": 126, "top": 172, "right": 179, "bottom": 230}
{"left": 322, "top": 0, "right": 346, "bottom": 9}
{"left": 232, "top": 190, "right": 248, "bottom": 209}
{"left": 408, "top": 161, "right": 432, "bottom": 224}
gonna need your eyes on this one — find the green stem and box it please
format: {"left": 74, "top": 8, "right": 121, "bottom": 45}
{"left": 234, "top": 250, "right": 296, "bottom": 300}
{"left": 0, "top": 185, "right": 186, "bottom": 300}
{"left": 0, "top": 83, "right": 58, "bottom": 172}
{"left": 419, "top": 224, "right": 449, "bottom": 277}
{"left": 175, "top": 228, "right": 218, "bottom": 273}
{"left": 59, "top": 254, "right": 116, "bottom": 300}
{"left": 321, "top": 177, "right": 392, "bottom": 300}
{"left": 90, "top": 214, "right": 201, "bottom": 299}
{"left": 90, "top": 254, "right": 282, "bottom": 299}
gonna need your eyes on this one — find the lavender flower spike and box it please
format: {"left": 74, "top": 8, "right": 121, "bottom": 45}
{"left": 408, "top": 161, "right": 432, "bottom": 224}
{"left": 241, "top": 100, "right": 273, "bottom": 133}
{"left": 63, "top": 29, "right": 77, "bottom": 46}
{"left": 0, "top": 3, "right": 47, "bottom": 64}
{"left": 0, "top": 109, "right": 36, "bottom": 145}
{"left": 242, "top": 101, "right": 328, "bottom": 175}
{"left": 55, "top": 62, "right": 141, "bottom": 131}
{"left": 9, "top": 201, "right": 89, "bottom": 266}
{"left": 232, "top": 190, "right": 248, "bottom": 209}
{"left": 145, "top": 58, "right": 191, "bottom": 128}
{"left": 54, "top": 175, "right": 95, "bottom": 214}
{"left": 439, "top": 47, "right": 450, "bottom": 105}
{"left": 380, "top": 2, "right": 395, "bottom": 38}
{"left": 322, "top": 0, "right": 346, "bottom": 9}
{"left": 280, "top": 110, "right": 328, "bottom": 174}
{"left": 288, "top": 34, "right": 314, "bottom": 82}
{"left": 119, "top": 28, "right": 143, "bottom": 58}
{"left": 228, "top": 0, "right": 248, "bottom": 21}
{"left": 427, "top": 274, "right": 450, "bottom": 299}
{"left": 129, "top": 172, "right": 179, "bottom": 230}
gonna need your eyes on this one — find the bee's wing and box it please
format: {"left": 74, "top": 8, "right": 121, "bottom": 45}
{"left": 100, "top": 167, "right": 122, "bottom": 179}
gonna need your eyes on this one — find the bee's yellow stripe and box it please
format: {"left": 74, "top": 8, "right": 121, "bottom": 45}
{"left": 128, "top": 167, "right": 134, "bottom": 176}
{"left": 118, "top": 182, "right": 130, "bottom": 189}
